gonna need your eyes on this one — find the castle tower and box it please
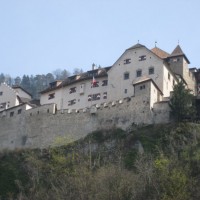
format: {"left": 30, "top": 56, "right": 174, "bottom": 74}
{"left": 168, "top": 45, "right": 196, "bottom": 94}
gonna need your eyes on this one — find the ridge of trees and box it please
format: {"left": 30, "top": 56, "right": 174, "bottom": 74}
{"left": 0, "top": 68, "right": 83, "bottom": 99}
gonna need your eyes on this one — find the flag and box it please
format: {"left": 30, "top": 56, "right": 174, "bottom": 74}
{"left": 92, "top": 76, "right": 97, "bottom": 87}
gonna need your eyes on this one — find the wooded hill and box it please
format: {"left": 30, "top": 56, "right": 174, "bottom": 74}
{"left": 1, "top": 122, "right": 200, "bottom": 200}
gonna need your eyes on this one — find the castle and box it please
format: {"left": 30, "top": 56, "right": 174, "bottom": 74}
{"left": 39, "top": 43, "right": 196, "bottom": 111}
{"left": 0, "top": 43, "right": 198, "bottom": 150}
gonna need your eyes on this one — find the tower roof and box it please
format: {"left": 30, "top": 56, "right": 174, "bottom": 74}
{"left": 171, "top": 45, "right": 184, "bottom": 57}
{"left": 169, "top": 45, "right": 190, "bottom": 64}
{"left": 151, "top": 47, "right": 170, "bottom": 59}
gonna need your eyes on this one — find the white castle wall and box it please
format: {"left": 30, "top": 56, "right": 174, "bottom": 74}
{"left": 0, "top": 95, "right": 171, "bottom": 150}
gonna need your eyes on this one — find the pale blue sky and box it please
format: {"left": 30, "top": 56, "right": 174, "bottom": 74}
{"left": 0, "top": 0, "right": 200, "bottom": 77}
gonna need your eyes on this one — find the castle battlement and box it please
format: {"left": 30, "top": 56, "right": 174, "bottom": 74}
{"left": 0, "top": 93, "right": 170, "bottom": 150}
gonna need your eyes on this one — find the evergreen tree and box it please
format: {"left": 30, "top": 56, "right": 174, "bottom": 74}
{"left": 20, "top": 75, "right": 31, "bottom": 93}
{"left": 73, "top": 68, "right": 83, "bottom": 75}
{"left": 4, "top": 74, "right": 12, "bottom": 85}
{"left": 169, "top": 81, "right": 196, "bottom": 122}
{"left": 14, "top": 76, "right": 21, "bottom": 85}
{"left": 46, "top": 73, "right": 55, "bottom": 85}
{"left": 60, "top": 69, "right": 70, "bottom": 79}
{"left": 0, "top": 73, "right": 5, "bottom": 83}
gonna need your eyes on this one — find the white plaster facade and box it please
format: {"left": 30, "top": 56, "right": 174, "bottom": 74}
{"left": 107, "top": 44, "right": 177, "bottom": 102}
{"left": 0, "top": 83, "right": 32, "bottom": 111}
{"left": 12, "top": 86, "right": 32, "bottom": 99}
{"left": 40, "top": 70, "right": 109, "bottom": 110}
{"left": 40, "top": 43, "right": 195, "bottom": 112}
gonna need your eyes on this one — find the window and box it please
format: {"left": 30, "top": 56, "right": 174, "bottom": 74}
{"left": 48, "top": 93, "right": 55, "bottom": 100}
{"left": 139, "top": 55, "right": 146, "bottom": 61}
{"left": 80, "top": 84, "right": 85, "bottom": 94}
{"left": 10, "top": 112, "right": 14, "bottom": 117}
{"left": 0, "top": 102, "right": 6, "bottom": 109}
{"left": 124, "top": 58, "right": 131, "bottom": 64}
{"left": 0, "top": 92, "right": 3, "bottom": 96}
{"left": 88, "top": 93, "right": 101, "bottom": 101}
{"left": 93, "top": 93, "right": 101, "bottom": 101}
{"left": 168, "top": 73, "right": 170, "bottom": 80}
{"left": 88, "top": 95, "right": 92, "bottom": 101}
{"left": 149, "top": 67, "right": 154, "bottom": 75}
{"left": 49, "top": 82, "right": 57, "bottom": 88}
{"left": 172, "top": 58, "right": 179, "bottom": 62}
{"left": 68, "top": 99, "right": 76, "bottom": 106}
{"left": 124, "top": 72, "right": 129, "bottom": 80}
{"left": 69, "top": 87, "right": 76, "bottom": 94}
{"left": 124, "top": 89, "right": 127, "bottom": 94}
{"left": 140, "top": 85, "right": 145, "bottom": 90}
{"left": 18, "top": 109, "right": 22, "bottom": 114}
{"left": 136, "top": 70, "right": 142, "bottom": 77}
{"left": 173, "top": 79, "right": 175, "bottom": 86}
{"left": 103, "top": 92, "right": 107, "bottom": 99}
{"left": 102, "top": 80, "right": 108, "bottom": 86}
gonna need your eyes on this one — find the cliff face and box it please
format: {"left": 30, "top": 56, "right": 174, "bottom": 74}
{"left": 1, "top": 123, "right": 200, "bottom": 200}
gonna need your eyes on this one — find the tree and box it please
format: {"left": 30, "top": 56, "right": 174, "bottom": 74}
{"left": 73, "top": 68, "right": 83, "bottom": 75}
{"left": 4, "top": 74, "right": 12, "bottom": 85}
{"left": 169, "top": 81, "right": 196, "bottom": 122}
{"left": 14, "top": 76, "right": 21, "bottom": 85}
{"left": 60, "top": 69, "right": 70, "bottom": 80}
{"left": 53, "top": 69, "right": 62, "bottom": 80}
{"left": 46, "top": 73, "right": 55, "bottom": 85}
{"left": 20, "top": 75, "right": 31, "bottom": 93}
{"left": 0, "top": 73, "right": 5, "bottom": 83}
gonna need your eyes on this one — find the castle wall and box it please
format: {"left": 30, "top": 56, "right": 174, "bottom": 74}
{"left": 153, "top": 101, "right": 171, "bottom": 124}
{"left": 0, "top": 94, "right": 170, "bottom": 150}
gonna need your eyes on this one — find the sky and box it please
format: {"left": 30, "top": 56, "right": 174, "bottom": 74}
{"left": 0, "top": 0, "right": 200, "bottom": 77}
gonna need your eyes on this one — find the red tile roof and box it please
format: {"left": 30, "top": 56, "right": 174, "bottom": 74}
{"left": 151, "top": 47, "right": 170, "bottom": 59}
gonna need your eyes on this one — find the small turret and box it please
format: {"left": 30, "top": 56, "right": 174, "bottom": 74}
{"left": 168, "top": 45, "right": 195, "bottom": 94}
{"left": 168, "top": 45, "right": 190, "bottom": 78}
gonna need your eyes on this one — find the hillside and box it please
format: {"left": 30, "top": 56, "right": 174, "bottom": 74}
{"left": 1, "top": 123, "right": 200, "bottom": 200}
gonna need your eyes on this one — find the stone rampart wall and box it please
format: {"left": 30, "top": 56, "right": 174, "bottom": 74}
{"left": 0, "top": 96, "right": 170, "bottom": 150}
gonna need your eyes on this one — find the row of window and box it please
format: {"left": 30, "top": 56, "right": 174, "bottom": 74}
{"left": 91, "top": 79, "right": 108, "bottom": 88}
{"left": 124, "top": 67, "right": 154, "bottom": 80}
{"left": 69, "top": 80, "right": 108, "bottom": 94}
{"left": 124, "top": 55, "right": 147, "bottom": 64}
{"left": 67, "top": 92, "right": 108, "bottom": 106}
{"left": 88, "top": 92, "right": 107, "bottom": 101}
{"left": 124, "top": 56, "right": 183, "bottom": 65}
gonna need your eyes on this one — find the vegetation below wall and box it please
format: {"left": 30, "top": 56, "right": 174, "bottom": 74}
{"left": 1, "top": 123, "right": 200, "bottom": 200}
